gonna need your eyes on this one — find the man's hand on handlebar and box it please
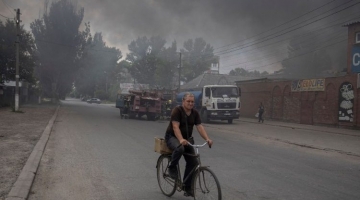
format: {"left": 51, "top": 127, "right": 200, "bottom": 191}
{"left": 206, "top": 139, "right": 213, "bottom": 148}
{"left": 179, "top": 138, "right": 188, "bottom": 145}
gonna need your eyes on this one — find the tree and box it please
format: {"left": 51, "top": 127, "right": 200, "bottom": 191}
{"left": 281, "top": 33, "right": 332, "bottom": 78}
{"left": 126, "top": 36, "right": 167, "bottom": 86}
{"left": 229, "top": 67, "right": 269, "bottom": 77}
{"left": 229, "top": 68, "right": 248, "bottom": 76}
{"left": 0, "top": 19, "right": 36, "bottom": 84}
{"left": 30, "top": 0, "right": 87, "bottom": 100}
{"left": 116, "top": 60, "right": 132, "bottom": 83}
{"left": 75, "top": 32, "right": 122, "bottom": 99}
{"left": 154, "top": 40, "right": 178, "bottom": 89}
{"left": 181, "top": 38, "right": 217, "bottom": 82}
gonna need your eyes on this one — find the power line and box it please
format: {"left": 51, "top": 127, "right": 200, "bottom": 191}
{"left": 242, "top": 38, "right": 347, "bottom": 71}
{"left": 221, "top": 14, "right": 360, "bottom": 63}
{"left": 181, "top": 2, "right": 359, "bottom": 66}
{"left": 34, "top": 39, "right": 121, "bottom": 55}
{"left": 223, "top": 33, "right": 347, "bottom": 70}
{"left": 0, "top": 13, "right": 12, "bottom": 19}
{"left": 181, "top": 14, "right": 358, "bottom": 69}
{"left": 178, "top": 1, "right": 346, "bottom": 61}
{"left": 214, "top": 0, "right": 340, "bottom": 52}
{"left": 215, "top": 1, "right": 359, "bottom": 56}
{"left": 209, "top": 2, "right": 359, "bottom": 70}
{"left": 1, "top": 0, "right": 15, "bottom": 15}
{"left": 193, "top": 13, "right": 357, "bottom": 71}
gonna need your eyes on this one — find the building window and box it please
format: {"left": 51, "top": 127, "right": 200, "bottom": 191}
{"left": 356, "top": 32, "right": 360, "bottom": 44}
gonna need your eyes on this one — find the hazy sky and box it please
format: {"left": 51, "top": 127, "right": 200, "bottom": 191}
{"left": 1, "top": 0, "right": 359, "bottom": 74}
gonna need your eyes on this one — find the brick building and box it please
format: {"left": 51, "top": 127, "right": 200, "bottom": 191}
{"left": 236, "top": 22, "right": 360, "bottom": 129}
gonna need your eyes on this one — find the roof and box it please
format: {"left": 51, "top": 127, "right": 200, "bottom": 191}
{"left": 176, "top": 91, "right": 202, "bottom": 102}
{"left": 342, "top": 21, "right": 360, "bottom": 27}
{"left": 235, "top": 71, "right": 349, "bottom": 84}
{"left": 2, "top": 81, "right": 24, "bottom": 87}
{"left": 180, "top": 73, "right": 250, "bottom": 91}
{"left": 204, "top": 85, "right": 239, "bottom": 87}
{"left": 140, "top": 96, "right": 161, "bottom": 100}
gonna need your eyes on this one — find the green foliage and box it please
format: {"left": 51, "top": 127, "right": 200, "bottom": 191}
{"left": 11, "top": 106, "right": 24, "bottom": 113}
{"left": 74, "top": 31, "right": 122, "bottom": 98}
{"left": 126, "top": 36, "right": 168, "bottom": 86}
{"left": 68, "top": 87, "right": 80, "bottom": 98}
{"left": 30, "top": 0, "right": 87, "bottom": 99}
{"left": 116, "top": 60, "right": 133, "bottom": 83}
{"left": 126, "top": 36, "right": 217, "bottom": 89}
{"left": 229, "top": 67, "right": 269, "bottom": 77}
{"left": 108, "top": 83, "right": 120, "bottom": 102}
{"left": 154, "top": 41, "right": 178, "bottom": 89}
{"left": 181, "top": 38, "right": 217, "bottom": 82}
{"left": 94, "top": 89, "right": 108, "bottom": 100}
{"left": 0, "top": 19, "right": 37, "bottom": 84}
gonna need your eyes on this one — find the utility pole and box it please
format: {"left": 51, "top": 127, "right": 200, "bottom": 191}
{"left": 104, "top": 71, "right": 107, "bottom": 94}
{"left": 15, "top": 8, "right": 20, "bottom": 111}
{"left": 178, "top": 52, "right": 182, "bottom": 91}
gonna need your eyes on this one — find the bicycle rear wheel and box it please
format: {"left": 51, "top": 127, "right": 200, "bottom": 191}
{"left": 192, "top": 167, "right": 222, "bottom": 200}
{"left": 156, "top": 154, "right": 176, "bottom": 196}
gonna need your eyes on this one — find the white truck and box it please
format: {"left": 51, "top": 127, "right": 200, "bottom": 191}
{"left": 176, "top": 85, "right": 241, "bottom": 124}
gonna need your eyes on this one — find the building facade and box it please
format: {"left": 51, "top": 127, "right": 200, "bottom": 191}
{"left": 236, "top": 22, "right": 360, "bottom": 129}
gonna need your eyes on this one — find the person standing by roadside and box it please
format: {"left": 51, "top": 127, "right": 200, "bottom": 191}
{"left": 258, "top": 102, "right": 265, "bottom": 123}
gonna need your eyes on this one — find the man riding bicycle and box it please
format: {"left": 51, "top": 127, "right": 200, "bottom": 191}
{"left": 165, "top": 92, "right": 213, "bottom": 197}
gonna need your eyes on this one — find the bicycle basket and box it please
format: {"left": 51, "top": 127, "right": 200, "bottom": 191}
{"left": 154, "top": 137, "right": 173, "bottom": 154}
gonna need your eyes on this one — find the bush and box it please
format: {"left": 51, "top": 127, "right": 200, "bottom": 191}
{"left": 94, "top": 90, "right": 108, "bottom": 100}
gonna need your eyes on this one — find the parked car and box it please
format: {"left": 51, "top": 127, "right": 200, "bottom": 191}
{"left": 87, "top": 98, "right": 101, "bottom": 104}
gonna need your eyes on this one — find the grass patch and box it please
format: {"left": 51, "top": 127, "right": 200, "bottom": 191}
{"left": 11, "top": 107, "right": 25, "bottom": 113}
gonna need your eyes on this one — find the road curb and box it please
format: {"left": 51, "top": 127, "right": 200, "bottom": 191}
{"left": 236, "top": 118, "right": 360, "bottom": 137}
{"left": 5, "top": 105, "right": 60, "bottom": 200}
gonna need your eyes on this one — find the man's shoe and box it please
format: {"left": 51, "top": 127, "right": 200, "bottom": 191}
{"left": 168, "top": 166, "right": 178, "bottom": 180}
{"left": 184, "top": 186, "right": 194, "bottom": 197}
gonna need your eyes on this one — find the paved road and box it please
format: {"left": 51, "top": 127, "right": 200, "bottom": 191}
{"left": 28, "top": 99, "right": 360, "bottom": 200}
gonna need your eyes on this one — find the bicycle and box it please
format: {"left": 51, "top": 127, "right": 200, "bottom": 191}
{"left": 156, "top": 142, "right": 222, "bottom": 199}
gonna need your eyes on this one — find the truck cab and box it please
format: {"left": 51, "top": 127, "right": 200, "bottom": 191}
{"left": 201, "top": 85, "right": 240, "bottom": 124}
{"left": 176, "top": 85, "right": 241, "bottom": 124}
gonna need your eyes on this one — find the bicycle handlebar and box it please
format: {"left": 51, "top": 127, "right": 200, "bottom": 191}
{"left": 187, "top": 141, "right": 208, "bottom": 148}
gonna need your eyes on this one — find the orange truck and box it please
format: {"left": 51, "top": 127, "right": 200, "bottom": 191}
{"left": 116, "top": 90, "right": 162, "bottom": 120}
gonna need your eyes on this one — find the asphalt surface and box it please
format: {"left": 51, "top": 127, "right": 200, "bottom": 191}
{"left": 5, "top": 100, "right": 360, "bottom": 200}
{"left": 233, "top": 117, "right": 360, "bottom": 157}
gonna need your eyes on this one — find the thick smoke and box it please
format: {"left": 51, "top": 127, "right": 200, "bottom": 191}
{"left": 1, "top": 0, "right": 358, "bottom": 74}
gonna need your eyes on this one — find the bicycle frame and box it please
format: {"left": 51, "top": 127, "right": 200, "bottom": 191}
{"left": 172, "top": 142, "right": 208, "bottom": 190}
{"left": 157, "top": 141, "right": 221, "bottom": 199}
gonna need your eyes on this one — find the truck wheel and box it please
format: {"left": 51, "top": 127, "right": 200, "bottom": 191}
{"left": 202, "top": 110, "right": 209, "bottom": 123}
{"left": 147, "top": 114, "right": 156, "bottom": 121}
{"left": 129, "top": 113, "right": 135, "bottom": 119}
{"left": 228, "top": 119, "right": 233, "bottom": 124}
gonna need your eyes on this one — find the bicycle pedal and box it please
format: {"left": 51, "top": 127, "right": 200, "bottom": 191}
{"left": 184, "top": 192, "right": 194, "bottom": 197}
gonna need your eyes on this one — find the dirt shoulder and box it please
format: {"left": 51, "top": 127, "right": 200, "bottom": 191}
{"left": 0, "top": 104, "right": 57, "bottom": 200}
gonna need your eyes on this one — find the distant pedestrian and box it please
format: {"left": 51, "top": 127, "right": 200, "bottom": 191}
{"left": 258, "top": 102, "right": 265, "bottom": 123}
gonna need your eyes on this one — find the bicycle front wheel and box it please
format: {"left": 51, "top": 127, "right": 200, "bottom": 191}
{"left": 192, "top": 167, "right": 222, "bottom": 200}
{"left": 156, "top": 154, "right": 176, "bottom": 196}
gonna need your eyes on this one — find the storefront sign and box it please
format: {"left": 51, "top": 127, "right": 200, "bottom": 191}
{"left": 291, "top": 79, "right": 325, "bottom": 92}
{"left": 352, "top": 46, "right": 360, "bottom": 73}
